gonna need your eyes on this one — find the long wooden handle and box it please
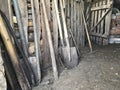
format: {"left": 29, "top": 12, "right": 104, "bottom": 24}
{"left": 59, "top": 0, "right": 71, "bottom": 61}
{"left": 41, "top": 0, "right": 58, "bottom": 80}
{"left": 80, "top": 1, "right": 93, "bottom": 52}
{"left": 59, "top": 0, "right": 69, "bottom": 46}
{"left": 53, "top": 0, "right": 64, "bottom": 46}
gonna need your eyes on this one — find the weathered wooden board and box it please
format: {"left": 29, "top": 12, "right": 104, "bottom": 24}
{"left": 66, "top": 0, "right": 85, "bottom": 48}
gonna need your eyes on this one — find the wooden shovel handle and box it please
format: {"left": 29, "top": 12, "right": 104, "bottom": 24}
{"left": 59, "top": 0, "right": 71, "bottom": 61}
{"left": 53, "top": 0, "right": 64, "bottom": 46}
{"left": 80, "top": 0, "right": 93, "bottom": 52}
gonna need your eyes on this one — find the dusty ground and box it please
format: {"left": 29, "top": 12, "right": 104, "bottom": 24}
{"left": 33, "top": 44, "right": 120, "bottom": 90}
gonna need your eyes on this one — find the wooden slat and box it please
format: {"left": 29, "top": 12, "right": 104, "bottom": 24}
{"left": 91, "top": 2, "right": 95, "bottom": 41}
{"left": 91, "top": 33, "right": 108, "bottom": 38}
{"left": 91, "top": 4, "right": 111, "bottom": 11}
{"left": 73, "top": 1, "right": 77, "bottom": 46}
{"left": 82, "top": 0, "right": 85, "bottom": 47}
{"left": 97, "top": 1, "right": 102, "bottom": 45}
{"left": 70, "top": 0, "right": 74, "bottom": 46}
{"left": 76, "top": 2, "right": 80, "bottom": 48}
{"left": 105, "top": 0, "right": 112, "bottom": 35}
{"left": 103, "top": 0, "right": 112, "bottom": 45}
{"left": 102, "top": 0, "right": 107, "bottom": 45}
{"left": 100, "top": 0, "right": 106, "bottom": 45}
{"left": 79, "top": 2, "right": 83, "bottom": 47}
{"left": 93, "top": 2, "right": 98, "bottom": 43}
{"left": 95, "top": 2, "right": 99, "bottom": 44}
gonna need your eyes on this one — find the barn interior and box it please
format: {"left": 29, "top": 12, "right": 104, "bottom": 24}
{"left": 0, "top": 0, "right": 120, "bottom": 90}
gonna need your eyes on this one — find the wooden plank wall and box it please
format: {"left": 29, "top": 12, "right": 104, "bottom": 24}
{"left": 90, "top": 0, "right": 113, "bottom": 45}
{"left": 66, "top": 0, "right": 85, "bottom": 48}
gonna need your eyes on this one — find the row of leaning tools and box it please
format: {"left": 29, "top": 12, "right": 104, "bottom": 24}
{"left": 0, "top": 0, "right": 93, "bottom": 89}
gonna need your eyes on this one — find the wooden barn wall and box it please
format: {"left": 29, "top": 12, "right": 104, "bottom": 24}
{"left": 65, "top": 0, "right": 87, "bottom": 48}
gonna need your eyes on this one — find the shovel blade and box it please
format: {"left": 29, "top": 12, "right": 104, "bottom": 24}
{"left": 61, "top": 47, "right": 78, "bottom": 69}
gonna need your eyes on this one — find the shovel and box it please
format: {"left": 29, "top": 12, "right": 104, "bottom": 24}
{"left": 53, "top": 0, "right": 78, "bottom": 68}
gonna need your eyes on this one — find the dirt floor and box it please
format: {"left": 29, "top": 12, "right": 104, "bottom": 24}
{"left": 33, "top": 44, "right": 120, "bottom": 90}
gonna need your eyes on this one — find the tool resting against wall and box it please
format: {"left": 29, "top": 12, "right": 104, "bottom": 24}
{"left": 0, "top": 10, "right": 34, "bottom": 90}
